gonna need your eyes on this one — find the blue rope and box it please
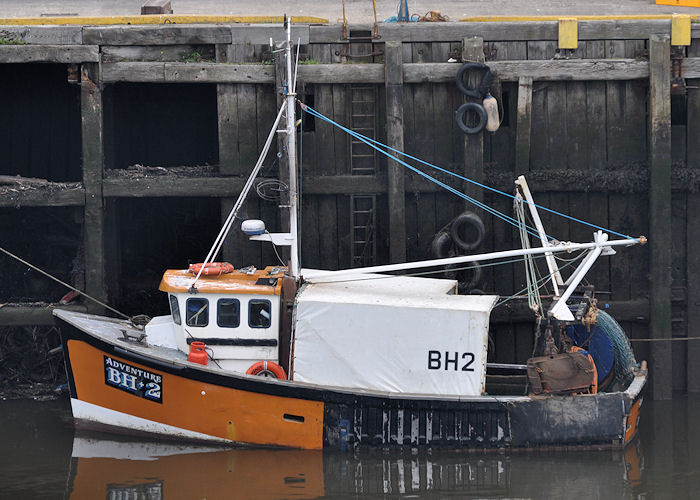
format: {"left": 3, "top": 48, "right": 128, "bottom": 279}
{"left": 302, "top": 103, "right": 636, "bottom": 242}
{"left": 303, "top": 104, "right": 547, "bottom": 241}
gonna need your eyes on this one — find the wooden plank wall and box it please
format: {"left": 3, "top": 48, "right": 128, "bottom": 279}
{"left": 3, "top": 21, "right": 699, "bottom": 398}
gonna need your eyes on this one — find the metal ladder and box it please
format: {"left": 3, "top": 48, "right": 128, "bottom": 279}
{"left": 349, "top": 84, "right": 378, "bottom": 175}
{"left": 351, "top": 195, "right": 376, "bottom": 267}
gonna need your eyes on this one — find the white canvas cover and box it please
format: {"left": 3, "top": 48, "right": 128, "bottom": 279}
{"left": 292, "top": 275, "right": 497, "bottom": 396}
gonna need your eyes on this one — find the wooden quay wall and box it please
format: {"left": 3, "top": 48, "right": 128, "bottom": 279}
{"left": 0, "top": 19, "right": 699, "bottom": 398}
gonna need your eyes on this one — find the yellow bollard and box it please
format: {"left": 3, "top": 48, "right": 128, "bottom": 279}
{"left": 558, "top": 18, "right": 578, "bottom": 50}
{"left": 671, "top": 14, "right": 691, "bottom": 46}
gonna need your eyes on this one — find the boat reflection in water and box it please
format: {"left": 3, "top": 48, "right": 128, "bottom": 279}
{"left": 67, "top": 432, "right": 644, "bottom": 498}
{"left": 68, "top": 434, "right": 323, "bottom": 499}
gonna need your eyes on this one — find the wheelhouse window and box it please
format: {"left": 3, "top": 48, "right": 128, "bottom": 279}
{"left": 186, "top": 298, "right": 209, "bottom": 327}
{"left": 169, "top": 294, "right": 181, "bottom": 325}
{"left": 217, "top": 298, "right": 240, "bottom": 328}
{"left": 249, "top": 299, "right": 271, "bottom": 328}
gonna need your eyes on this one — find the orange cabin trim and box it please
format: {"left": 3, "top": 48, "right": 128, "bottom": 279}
{"left": 159, "top": 266, "right": 286, "bottom": 296}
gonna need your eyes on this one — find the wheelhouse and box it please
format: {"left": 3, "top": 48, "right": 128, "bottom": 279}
{"left": 158, "top": 266, "right": 285, "bottom": 372}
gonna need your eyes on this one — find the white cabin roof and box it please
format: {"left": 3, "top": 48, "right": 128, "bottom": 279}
{"left": 298, "top": 270, "right": 497, "bottom": 312}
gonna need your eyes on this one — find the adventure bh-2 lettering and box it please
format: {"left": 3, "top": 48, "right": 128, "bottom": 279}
{"left": 104, "top": 356, "right": 163, "bottom": 403}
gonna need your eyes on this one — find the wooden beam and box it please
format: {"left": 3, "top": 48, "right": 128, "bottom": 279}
{"left": 101, "top": 45, "right": 215, "bottom": 63}
{"left": 83, "top": 25, "right": 232, "bottom": 45}
{"left": 385, "top": 41, "right": 406, "bottom": 263}
{"left": 103, "top": 175, "right": 386, "bottom": 197}
{"left": 297, "top": 64, "right": 385, "bottom": 84}
{"left": 216, "top": 51, "right": 238, "bottom": 176}
{"left": 681, "top": 57, "right": 700, "bottom": 78}
{"left": 81, "top": 63, "right": 107, "bottom": 315}
{"left": 101, "top": 62, "right": 275, "bottom": 83}
{"left": 0, "top": 186, "right": 85, "bottom": 207}
{"left": 0, "top": 304, "right": 86, "bottom": 326}
{"left": 461, "top": 37, "right": 484, "bottom": 211}
{"left": 0, "top": 26, "right": 82, "bottom": 44}
{"left": 0, "top": 45, "right": 99, "bottom": 63}
{"left": 309, "top": 20, "right": 672, "bottom": 43}
{"left": 405, "top": 59, "right": 649, "bottom": 83}
{"left": 231, "top": 24, "right": 309, "bottom": 44}
{"left": 514, "top": 77, "right": 533, "bottom": 177}
{"left": 99, "top": 165, "right": 700, "bottom": 198}
{"left": 100, "top": 59, "right": 650, "bottom": 84}
{"left": 648, "top": 34, "right": 673, "bottom": 400}
{"left": 688, "top": 40, "right": 700, "bottom": 392}
{"left": 688, "top": 193, "right": 700, "bottom": 392}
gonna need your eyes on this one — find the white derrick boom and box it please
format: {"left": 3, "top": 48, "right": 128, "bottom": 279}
{"left": 515, "top": 175, "right": 564, "bottom": 295}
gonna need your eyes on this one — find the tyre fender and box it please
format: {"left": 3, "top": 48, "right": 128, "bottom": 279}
{"left": 456, "top": 62, "right": 492, "bottom": 99}
{"left": 455, "top": 102, "right": 487, "bottom": 135}
{"left": 430, "top": 231, "right": 453, "bottom": 259}
{"left": 450, "top": 212, "right": 485, "bottom": 251}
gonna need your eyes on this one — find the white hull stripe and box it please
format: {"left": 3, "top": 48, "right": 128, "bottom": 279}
{"left": 70, "top": 399, "right": 232, "bottom": 444}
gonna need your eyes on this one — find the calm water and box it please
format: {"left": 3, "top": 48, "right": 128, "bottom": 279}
{"left": 0, "top": 396, "right": 698, "bottom": 499}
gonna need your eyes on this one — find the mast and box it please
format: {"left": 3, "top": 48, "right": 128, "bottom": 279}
{"left": 284, "top": 16, "right": 300, "bottom": 279}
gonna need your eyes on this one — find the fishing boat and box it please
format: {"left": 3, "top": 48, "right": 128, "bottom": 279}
{"left": 54, "top": 20, "right": 647, "bottom": 450}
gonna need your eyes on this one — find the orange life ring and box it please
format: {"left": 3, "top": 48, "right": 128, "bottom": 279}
{"left": 188, "top": 262, "right": 234, "bottom": 276}
{"left": 246, "top": 361, "right": 287, "bottom": 380}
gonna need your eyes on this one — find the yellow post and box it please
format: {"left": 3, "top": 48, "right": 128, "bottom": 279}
{"left": 656, "top": 0, "right": 700, "bottom": 8}
{"left": 671, "top": 14, "right": 691, "bottom": 46}
{"left": 558, "top": 18, "right": 578, "bottom": 50}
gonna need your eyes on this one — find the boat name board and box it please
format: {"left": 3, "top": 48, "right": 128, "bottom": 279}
{"left": 104, "top": 355, "right": 163, "bottom": 404}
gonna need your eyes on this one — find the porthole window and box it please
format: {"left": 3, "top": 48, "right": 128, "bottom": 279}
{"left": 217, "top": 298, "right": 240, "bottom": 328}
{"left": 186, "top": 298, "right": 209, "bottom": 327}
{"left": 249, "top": 300, "right": 271, "bottom": 328}
{"left": 169, "top": 294, "right": 181, "bottom": 325}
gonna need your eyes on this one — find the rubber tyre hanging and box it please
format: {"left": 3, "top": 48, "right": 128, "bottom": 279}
{"left": 446, "top": 262, "right": 483, "bottom": 291}
{"left": 455, "top": 102, "right": 487, "bottom": 135}
{"left": 456, "top": 62, "right": 493, "bottom": 99}
{"left": 430, "top": 232, "right": 453, "bottom": 259}
{"left": 450, "top": 212, "right": 485, "bottom": 251}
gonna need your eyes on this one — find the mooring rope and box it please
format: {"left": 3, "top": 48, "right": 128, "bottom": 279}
{"left": 0, "top": 245, "right": 130, "bottom": 320}
{"left": 300, "top": 103, "right": 638, "bottom": 242}
{"left": 629, "top": 337, "right": 700, "bottom": 342}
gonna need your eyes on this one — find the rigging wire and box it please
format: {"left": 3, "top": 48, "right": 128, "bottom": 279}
{"left": 495, "top": 250, "right": 588, "bottom": 309}
{"left": 301, "top": 104, "right": 547, "bottom": 242}
{"left": 266, "top": 231, "right": 288, "bottom": 267}
{"left": 190, "top": 102, "right": 286, "bottom": 290}
{"left": 300, "top": 103, "right": 637, "bottom": 242}
{"left": 0, "top": 245, "right": 130, "bottom": 320}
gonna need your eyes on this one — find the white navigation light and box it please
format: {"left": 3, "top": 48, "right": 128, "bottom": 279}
{"left": 241, "top": 219, "right": 266, "bottom": 236}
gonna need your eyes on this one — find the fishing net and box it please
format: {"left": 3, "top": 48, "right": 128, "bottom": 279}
{"left": 597, "top": 309, "right": 637, "bottom": 389}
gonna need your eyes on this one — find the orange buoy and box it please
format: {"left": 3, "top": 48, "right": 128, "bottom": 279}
{"left": 188, "top": 262, "right": 234, "bottom": 276}
{"left": 188, "top": 341, "right": 209, "bottom": 365}
{"left": 246, "top": 361, "right": 287, "bottom": 380}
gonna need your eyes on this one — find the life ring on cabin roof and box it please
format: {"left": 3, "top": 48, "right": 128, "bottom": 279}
{"left": 188, "top": 262, "right": 235, "bottom": 276}
{"left": 246, "top": 361, "right": 287, "bottom": 380}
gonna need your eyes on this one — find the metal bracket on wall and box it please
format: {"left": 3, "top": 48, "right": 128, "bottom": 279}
{"left": 334, "top": 48, "right": 384, "bottom": 59}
